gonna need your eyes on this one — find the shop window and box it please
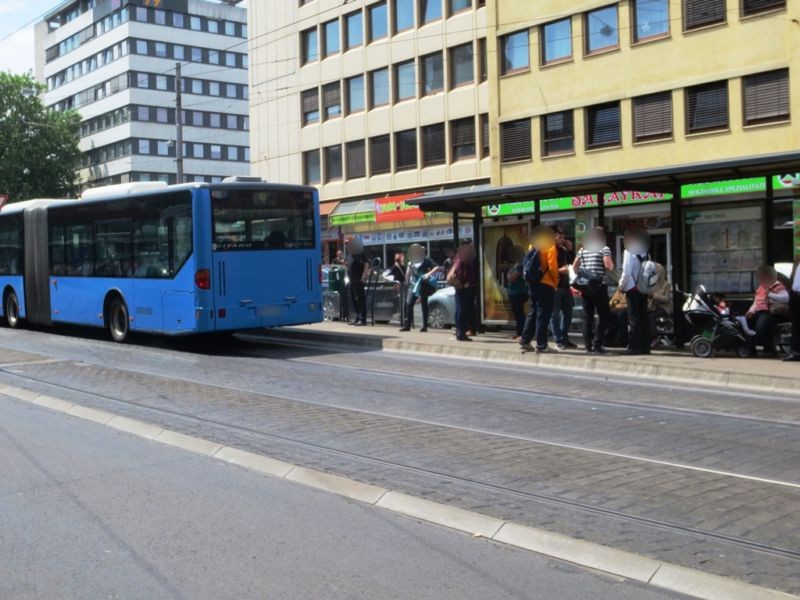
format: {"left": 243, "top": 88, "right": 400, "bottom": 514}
{"left": 480, "top": 113, "right": 490, "bottom": 158}
{"left": 422, "top": 123, "right": 445, "bottom": 167}
{"left": 369, "top": 2, "right": 388, "bottom": 41}
{"left": 300, "top": 88, "right": 319, "bottom": 125}
{"left": 584, "top": 6, "right": 618, "bottom": 54}
{"left": 369, "top": 134, "right": 391, "bottom": 175}
{"left": 323, "top": 82, "right": 341, "bottom": 119}
{"left": 542, "top": 110, "right": 574, "bottom": 156}
{"left": 346, "top": 140, "right": 366, "bottom": 179}
{"left": 345, "top": 11, "right": 363, "bottom": 49}
{"left": 743, "top": 69, "right": 789, "bottom": 126}
{"left": 586, "top": 102, "right": 621, "bottom": 148}
{"left": 541, "top": 18, "right": 572, "bottom": 65}
{"left": 394, "top": 60, "right": 416, "bottom": 102}
{"left": 500, "top": 119, "right": 531, "bottom": 163}
{"left": 633, "top": 91, "right": 673, "bottom": 141}
{"left": 324, "top": 145, "right": 343, "bottom": 182}
{"left": 683, "top": 0, "right": 725, "bottom": 30}
{"left": 395, "top": 129, "right": 417, "bottom": 170}
{"left": 346, "top": 75, "right": 365, "bottom": 113}
{"left": 742, "top": 0, "right": 785, "bottom": 16}
{"left": 323, "top": 19, "right": 340, "bottom": 57}
{"left": 500, "top": 30, "right": 529, "bottom": 75}
{"left": 420, "top": 0, "right": 441, "bottom": 23}
{"left": 421, "top": 52, "right": 444, "bottom": 95}
{"left": 686, "top": 81, "right": 728, "bottom": 133}
{"left": 394, "top": 0, "right": 414, "bottom": 32}
{"left": 449, "top": 42, "right": 474, "bottom": 88}
{"left": 632, "top": 0, "right": 669, "bottom": 41}
{"left": 451, "top": 117, "right": 476, "bottom": 160}
{"left": 301, "top": 27, "right": 318, "bottom": 64}
{"left": 303, "top": 149, "right": 321, "bottom": 184}
{"left": 369, "top": 68, "right": 390, "bottom": 107}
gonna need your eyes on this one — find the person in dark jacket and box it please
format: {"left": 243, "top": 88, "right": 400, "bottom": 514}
{"left": 346, "top": 237, "right": 369, "bottom": 326}
{"left": 452, "top": 241, "right": 477, "bottom": 342}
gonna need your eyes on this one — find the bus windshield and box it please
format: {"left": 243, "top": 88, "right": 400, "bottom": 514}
{"left": 212, "top": 188, "right": 315, "bottom": 251}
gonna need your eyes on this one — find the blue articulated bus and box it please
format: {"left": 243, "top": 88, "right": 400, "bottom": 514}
{"left": 0, "top": 179, "right": 323, "bottom": 342}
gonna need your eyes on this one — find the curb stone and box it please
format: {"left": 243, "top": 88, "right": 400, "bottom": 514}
{"left": 3, "top": 386, "right": 798, "bottom": 600}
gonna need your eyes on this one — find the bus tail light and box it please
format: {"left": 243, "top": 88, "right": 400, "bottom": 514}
{"left": 195, "top": 269, "right": 211, "bottom": 290}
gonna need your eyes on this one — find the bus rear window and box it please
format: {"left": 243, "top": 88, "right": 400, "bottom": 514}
{"left": 212, "top": 189, "right": 315, "bottom": 251}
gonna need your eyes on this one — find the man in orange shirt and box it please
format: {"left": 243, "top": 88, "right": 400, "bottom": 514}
{"left": 519, "top": 226, "right": 560, "bottom": 353}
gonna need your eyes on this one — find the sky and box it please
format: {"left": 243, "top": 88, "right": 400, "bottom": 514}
{"left": 0, "top": 0, "right": 248, "bottom": 76}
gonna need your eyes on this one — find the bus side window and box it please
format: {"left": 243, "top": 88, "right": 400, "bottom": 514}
{"left": 50, "top": 225, "right": 66, "bottom": 275}
{"left": 134, "top": 219, "right": 170, "bottom": 278}
{"left": 0, "top": 217, "right": 20, "bottom": 275}
{"left": 64, "top": 224, "right": 94, "bottom": 277}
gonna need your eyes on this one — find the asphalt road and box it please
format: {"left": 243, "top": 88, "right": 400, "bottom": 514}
{"left": 0, "top": 396, "right": 682, "bottom": 600}
{"left": 0, "top": 325, "right": 798, "bottom": 594}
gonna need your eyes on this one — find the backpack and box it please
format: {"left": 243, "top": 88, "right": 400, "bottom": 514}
{"left": 635, "top": 255, "right": 659, "bottom": 295}
{"left": 523, "top": 249, "right": 545, "bottom": 285}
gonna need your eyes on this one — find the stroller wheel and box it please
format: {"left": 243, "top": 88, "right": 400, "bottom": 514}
{"left": 691, "top": 336, "right": 714, "bottom": 359}
{"left": 735, "top": 343, "right": 755, "bottom": 359}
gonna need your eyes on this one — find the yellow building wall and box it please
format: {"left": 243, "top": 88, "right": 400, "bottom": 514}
{"left": 487, "top": 0, "right": 800, "bottom": 186}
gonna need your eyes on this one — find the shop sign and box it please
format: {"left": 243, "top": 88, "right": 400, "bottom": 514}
{"left": 375, "top": 193, "right": 424, "bottom": 223}
{"left": 681, "top": 177, "right": 765, "bottom": 199}
{"left": 484, "top": 191, "right": 669, "bottom": 218}
{"left": 329, "top": 211, "right": 375, "bottom": 226}
{"left": 775, "top": 174, "right": 800, "bottom": 189}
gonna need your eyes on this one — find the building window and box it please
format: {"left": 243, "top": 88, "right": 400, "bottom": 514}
{"left": 207, "top": 19, "right": 219, "bottom": 34}
{"left": 210, "top": 145, "right": 222, "bottom": 160}
{"left": 138, "top": 139, "right": 151, "bottom": 155}
{"left": 480, "top": 113, "right": 489, "bottom": 158}
{"left": 157, "top": 140, "right": 170, "bottom": 156}
{"left": 345, "top": 75, "right": 365, "bottom": 114}
{"left": 225, "top": 53, "right": 237, "bottom": 67}
{"left": 420, "top": 0, "right": 442, "bottom": 23}
{"left": 301, "top": 27, "right": 318, "bottom": 64}
{"left": 478, "top": 38, "right": 487, "bottom": 81}
{"left": 209, "top": 113, "right": 221, "bottom": 128}
{"left": 346, "top": 140, "right": 366, "bottom": 179}
{"left": 304, "top": 150, "right": 321, "bottom": 184}
{"left": 633, "top": 91, "right": 673, "bottom": 141}
{"left": 154, "top": 42, "right": 167, "bottom": 58}
{"left": 192, "top": 112, "right": 203, "bottom": 126}
{"left": 683, "top": 0, "right": 725, "bottom": 30}
{"left": 500, "top": 30, "right": 529, "bottom": 75}
{"left": 585, "top": 5, "right": 619, "bottom": 54}
{"left": 369, "top": 2, "right": 388, "bottom": 41}
{"left": 501, "top": 119, "right": 531, "bottom": 163}
{"left": 586, "top": 102, "right": 621, "bottom": 148}
{"left": 633, "top": 0, "right": 669, "bottom": 41}
{"left": 136, "top": 39, "right": 148, "bottom": 54}
{"left": 324, "top": 145, "right": 343, "bottom": 181}
{"left": 395, "top": 60, "right": 416, "bottom": 102}
{"left": 541, "top": 18, "right": 572, "bottom": 64}
{"left": 369, "top": 134, "right": 391, "bottom": 175}
{"left": 345, "top": 11, "right": 363, "bottom": 49}
{"left": 190, "top": 16, "right": 202, "bottom": 31}
{"left": 686, "top": 81, "right": 729, "bottom": 133}
{"left": 395, "top": 129, "right": 417, "bottom": 171}
{"left": 228, "top": 146, "right": 238, "bottom": 161}
{"left": 156, "top": 107, "right": 169, "bottom": 123}
{"left": 173, "top": 13, "right": 184, "bottom": 28}
{"left": 193, "top": 144, "right": 205, "bottom": 159}
{"left": 743, "top": 69, "right": 790, "bottom": 126}
{"left": 302, "top": 88, "right": 320, "bottom": 125}
{"left": 209, "top": 81, "right": 220, "bottom": 96}
{"left": 322, "top": 82, "right": 342, "bottom": 119}
{"left": 451, "top": 118, "right": 476, "bottom": 160}
{"left": 369, "top": 68, "right": 390, "bottom": 107}
{"left": 191, "top": 79, "right": 203, "bottom": 94}
{"left": 174, "top": 45, "right": 185, "bottom": 60}
{"left": 323, "top": 19, "right": 340, "bottom": 57}
{"left": 542, "top": 110, "right": 574, "bottom": 156}
{"left": 449, "top": 0, "right": 470, "bottom": 15}
{"left": 421, "top": 52, "right": 444, "bottom": 95}
{"left": 742, "top": 0, "right": 785, "bottom": 16}
{"left": 422, "top": 123, "right": 445, "bottom": 167}
{"left": 394, "top": 0, "right": 414, "bottom": 32}
{"left": 450, "top": 43, "right": 474, "bottom": 88}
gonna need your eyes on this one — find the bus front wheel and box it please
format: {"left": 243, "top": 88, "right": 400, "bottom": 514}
{"left": 107, "top": 297, "right": 130, "bottom": 343}
{"left": 4, "top": 291, "right": 20, "bottom": 329}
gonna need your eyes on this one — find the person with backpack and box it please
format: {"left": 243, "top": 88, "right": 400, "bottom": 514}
{"left": 519, "top": 226, "right": 559, "bottom": 353}
{"left": 506, "top": 245, "right": 528, "bottom": 340}
{"left": 619, "top": 228, "right": 655, "bottom": 355}
{"left": 572, "top": 227, "right": 614, "bottom": 353}
{"left": 550, "top": 226, "right": 576, "bottom": 350}
{"left": 399, "top": 244, "right": 439, "bottom": 333}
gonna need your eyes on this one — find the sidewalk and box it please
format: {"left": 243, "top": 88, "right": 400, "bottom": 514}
{"left": 260, "top": 322, "right": 800, "bottom": 394}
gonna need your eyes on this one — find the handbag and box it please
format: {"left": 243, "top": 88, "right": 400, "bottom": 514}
{"left": 769, "top": 299, "right": 790, "bottom": 318}
{"left": 571, "top": 268, "right": 604, "bottom": 294}
{"left": 609, "top": 288, "right": 628, "bottom": 313}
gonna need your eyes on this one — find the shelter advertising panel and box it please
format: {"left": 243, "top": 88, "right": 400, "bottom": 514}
{"left": 481, "top": 222, "right": 530, "bottom": 324}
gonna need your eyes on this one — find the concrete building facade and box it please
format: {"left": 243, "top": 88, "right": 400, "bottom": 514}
{"left": 36, "top": 0, "right": 250, "bottom": 188}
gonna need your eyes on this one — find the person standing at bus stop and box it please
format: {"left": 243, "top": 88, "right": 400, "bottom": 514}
{"left": 450, "top": 241, "right": 477, "bottom": 342}
{"left": 550, "top": 226, "right": 576, "bottom": 350}
{"left": 346, "top": 237, "right": 369, "bottom": 326}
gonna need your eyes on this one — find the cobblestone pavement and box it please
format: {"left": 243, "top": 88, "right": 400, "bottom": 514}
{"left": 1, "top": 326, "right": 799, "bottom": 594}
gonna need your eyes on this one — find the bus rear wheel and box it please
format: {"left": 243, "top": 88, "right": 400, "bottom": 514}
{"left": 107, "top": 297, "right": 130, "bottom": 343}
{"left": 5, "top": 291, "right": 20, "bottom": 329}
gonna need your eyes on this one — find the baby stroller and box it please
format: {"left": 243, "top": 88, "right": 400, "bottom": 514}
{"left": 681, "top": 285, "right": 754, "bottom": 358}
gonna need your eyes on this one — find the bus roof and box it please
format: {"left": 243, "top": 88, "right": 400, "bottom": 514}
{"left": 0, "top": 199, "right": 76, "bottom": 214}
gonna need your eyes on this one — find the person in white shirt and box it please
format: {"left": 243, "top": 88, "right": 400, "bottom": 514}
{"left": 619, "top": 228, "right": 652, "bottom": 355}
{"left": 784, "top": 256, "right": 800, "bottom": 362}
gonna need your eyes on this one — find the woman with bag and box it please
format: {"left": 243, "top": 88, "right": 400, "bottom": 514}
{"left": 746, "top": 265, "right": 789, "bottom": 357}
{"left": 399, "top": 244, "right": 439, "bottom": 333}
{"left": 619, "top": 228, "right": 652, "bottom": 355}
{"left": 451, "top": 241, "right": 477, "bottom": 342}
{"left": 572, "top": 227, "right": 614, "bottom": 353}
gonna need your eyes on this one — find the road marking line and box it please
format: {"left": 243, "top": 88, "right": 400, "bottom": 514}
{"left": 213, "top": 446, "right": 294, "bottom": 478}
{"left": 0, "top": 358, "right": 65, "bottom": 370}
{"left": 3, "top": 387, "right": 799, "bottom": 600}
{"left": 66, "top": 405, "right": 115, "bottom": 425}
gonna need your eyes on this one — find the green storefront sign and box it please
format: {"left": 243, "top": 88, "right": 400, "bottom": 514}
{"left": 329, "top": 212, "right": 376, "bottom": 226}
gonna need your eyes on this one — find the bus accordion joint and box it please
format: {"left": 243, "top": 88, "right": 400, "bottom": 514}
{"left": 195, "top": 269, "right": 211, "bottom": 290}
